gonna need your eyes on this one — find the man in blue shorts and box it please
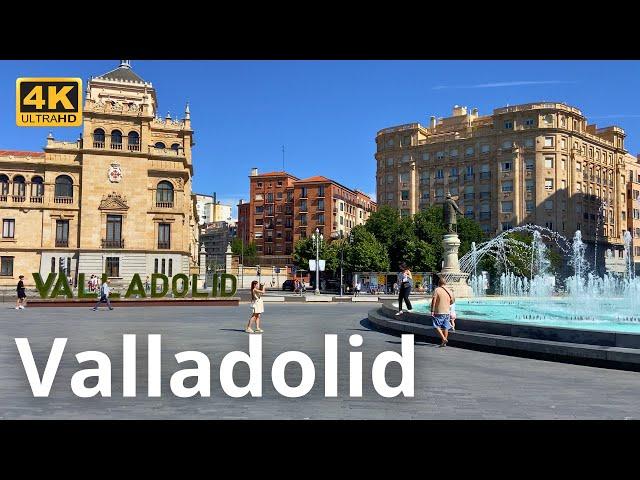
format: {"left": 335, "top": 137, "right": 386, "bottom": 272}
{"left": 430, "top": 275, "right": 455, "bottom": 347}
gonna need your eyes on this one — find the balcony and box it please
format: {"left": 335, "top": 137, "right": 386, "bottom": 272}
{"left": 128, "top": 143, "right": 140, "bottom": 152}
{"left": 0, "top": 194, "right": 6, "bottom": 202}
{"left": 12, "top": 195, "right": 25, "bottom": 203}
{"left": 156, "top": 201, "right": 174, "bottom": 208}
{"left": 464, "top": 174, "right": 474, "bottom": 182}
{"left": 55, "top": 239, "right": 68, "bottom": 247}
{"left": 30, "top": 196, "right": 44, "bottom": 203}
{"left": 157, "top": 241, "right": 171, "bottom": 249}
{"left": 479, "top": 212, "right": 491, "bottom": 220}
{"left": 93, "top": 141, "right": 105, "bottom": 148}
{"left": 449, "top": 175, "right": 459, "bottom": 182}
{"left": 480, "top": 172, "right": 491, "bottom": 180}
{"left": 110, "top": 142, "right": 123, "bottom": 150}
{"left": 54, "top": 196, "right": 73, "bottom": 204}
{"left": 102, "top": 239, "right": 124, "bottom": 248}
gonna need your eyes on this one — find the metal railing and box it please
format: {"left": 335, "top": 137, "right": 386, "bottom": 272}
{"left": 55, "top": 240, "right": 69, "bottom": 247}
{"left": 102, "top": 239, "right": 124, "bottom": 248}
{"left": 157, "top": 241, "right": 171, "bottom": 249}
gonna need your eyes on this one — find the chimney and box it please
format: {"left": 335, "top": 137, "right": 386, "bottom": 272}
{"left": 250, "top": 168, "right": 258, "bottom": 176}
{"left": 472, "top": 108, "right": 478, "bottom": 116}
{"left": 430, "top": 116, "right": 437, "bottom": 129}
{"left": 452, "top": 105, "right": 467, "bottom": 116}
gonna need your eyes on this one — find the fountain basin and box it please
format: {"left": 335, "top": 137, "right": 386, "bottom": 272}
{"left": 368, "top": 299, "right": 640, "bottom": 371}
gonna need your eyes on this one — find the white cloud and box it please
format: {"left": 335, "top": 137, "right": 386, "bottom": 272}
{"left": 432, "top": 80, "right": 576, "bottom": 90}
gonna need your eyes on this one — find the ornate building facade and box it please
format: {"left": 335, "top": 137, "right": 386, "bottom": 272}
{"left": 0, "top": 61, "right": 200, "bottom": 286}
{"left": 375, "top": 102, "right": 640, "bottom": 270}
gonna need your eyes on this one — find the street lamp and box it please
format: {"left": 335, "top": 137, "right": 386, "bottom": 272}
{"left": 337, "top": 230, "right": 353, "bottom": 296}
{"left": 312, "top": 227, "right": 323, "bottom": 295}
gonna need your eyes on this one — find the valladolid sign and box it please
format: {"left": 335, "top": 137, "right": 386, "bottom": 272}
{"left": 32, "top": 273, "right": 237, "bottom": 299}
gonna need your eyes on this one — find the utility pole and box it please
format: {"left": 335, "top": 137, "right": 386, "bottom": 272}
{"left": 312, "top": 227, "right": 323, "bottom": 295}
{"left": 282, "top": 145, "right": 285, "bottom": 171}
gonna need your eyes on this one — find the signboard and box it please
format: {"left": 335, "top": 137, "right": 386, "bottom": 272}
{"left": 309, "top": 260, "right": 326, "bottom": 272}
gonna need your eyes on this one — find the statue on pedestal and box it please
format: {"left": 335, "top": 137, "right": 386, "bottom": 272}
{"left": 443, "top": 192, "right": 463, "bottom": 233}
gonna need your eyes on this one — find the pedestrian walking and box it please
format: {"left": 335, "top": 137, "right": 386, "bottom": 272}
{"left": 430, "top": 276, "right": 455, "bottom": 347}
{"left": 15, "top": 275, "right": 27, "bottom": 310}
{"left": 246, "top": 280, "right": 265, "bottom": 333}
{"left": 354, "top": 280, "right": 361, "bottom": 297}
{"left": 92, "top": 279, "right": 114, "bottom": 311}
{"left": 144, "top": 275, "right": 151, "bottom": 293}
{"left": 395, "top": 263, "right": 413, "bottom": 315}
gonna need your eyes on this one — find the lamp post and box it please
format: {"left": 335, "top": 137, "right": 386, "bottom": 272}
{"left": 312, "top": 227, "right": 323, "bottom": 295}
{"left": 337, "top": 230, "right": 353, "bottom": 297}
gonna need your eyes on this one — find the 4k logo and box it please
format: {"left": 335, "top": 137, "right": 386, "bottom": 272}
{"left": 16, "top": 78, "right": 82, "bottom": 126}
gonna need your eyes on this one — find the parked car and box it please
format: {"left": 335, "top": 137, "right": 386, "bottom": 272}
{"left": 323, "top": 279, "right": 340, "bottom": 292}
{"left": 282, "top": 280, "right": 296, "bottom": 291}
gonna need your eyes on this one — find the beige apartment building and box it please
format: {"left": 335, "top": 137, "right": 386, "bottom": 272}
{"left": 0, "top": 61, "right": 200, "bottom": 286}
{"left": 376, "top": 102, "right": 640, "bottom": 269}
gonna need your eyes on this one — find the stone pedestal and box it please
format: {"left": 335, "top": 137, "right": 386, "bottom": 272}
{"left": 198, "top": 243, "right": 207, "bottom": 288}
{"left": 440, "top": 233, "right": 472, "bottom": 298}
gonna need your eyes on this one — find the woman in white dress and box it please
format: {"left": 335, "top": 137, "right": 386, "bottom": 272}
{"left": 246, "top": 280, "right": 266, "bottom": 333}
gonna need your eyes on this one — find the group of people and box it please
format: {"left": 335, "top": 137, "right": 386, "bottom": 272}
{"left": 394, "top": 264, "right": 457, "bottom": 348}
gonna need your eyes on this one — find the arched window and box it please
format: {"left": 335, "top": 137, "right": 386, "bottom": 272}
{"left": 155, "top": 142, "right": 166, "bottom": 149}
{"left": 127, "top": 131, "right": 139, "bottom": 151}
{"left": 111, "top": 130, "right": 122, "bottom": 150}
{"left": 156, "top": 181, "right": 174, "bottom": 206}
{"left": 31, "top": 176, "right": 44, "bottom": 198}
{"left": 13, "top": 175, "right": 26, "bottom": 198}
{"left": 0, "top": 174, "right": 8, "bottom": 196}
{"left": 171, "top": 143, "right": 180, "bottom": 154}
{"left": 54, "top": 175, "right": 73, "bottom": 201}
{"left": 93, "top": 128, "right": 105, "bottom": 148}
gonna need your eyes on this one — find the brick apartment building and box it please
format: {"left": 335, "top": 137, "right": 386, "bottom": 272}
{"left": 237, "top": 168, "right": 376, "bottom": 266}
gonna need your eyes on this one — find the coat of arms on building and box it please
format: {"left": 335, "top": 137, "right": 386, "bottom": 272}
{"left": 99, "top": 192, "right": 129, "bottom": 211}
{"left": 108, "top": 163, "right": 123, "bottom": 183}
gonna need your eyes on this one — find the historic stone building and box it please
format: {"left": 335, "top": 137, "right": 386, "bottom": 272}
{"left": 0, "top": 61, "right": 200, "bottom": 286}
{"left": 375, "top": 102, "right": 640, "bottom": 270}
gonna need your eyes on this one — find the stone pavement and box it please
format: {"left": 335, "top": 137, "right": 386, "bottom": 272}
{"left": 1, "top": 303, "right": 639, "bottom": 419}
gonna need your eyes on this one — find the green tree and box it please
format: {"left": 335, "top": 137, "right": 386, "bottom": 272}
{"left": 344, "top": 225, "right": 389, "bottom": 272}
{"left": 231, "top": 238, "right": 258, "bottom": 266}
{"left": 364, "top": 205, "right": 400, "bottom": 249}
{"left": 292, "top": 237, "right": 339, "bottom": 274}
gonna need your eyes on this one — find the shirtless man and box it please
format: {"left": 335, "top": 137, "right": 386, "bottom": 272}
{"left": 430, "top": 276, "right": 455, "bottom": 347}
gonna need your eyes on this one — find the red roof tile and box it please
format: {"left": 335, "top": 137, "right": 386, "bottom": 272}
{"left": 296, "top": 176, "right": 332, "bottom": 183}
{"left": 0, "top": 150, "right": 45, "bottom": 157}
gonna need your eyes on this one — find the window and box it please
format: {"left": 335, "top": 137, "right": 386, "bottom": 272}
{"left": 93, "top": 128, "right": 105, "bottom": 147}
{"left": 502, "top": 140, "right": 511, "bottom": 149}
{"left": 51, "top": 257, "right": 56, "bottom": 273}
{"left": 481, "top": 144, "right": 490, "bottom": 153}
{"left": 502, "top": 162, "right": 512, "bottom": 171}
{"left": 105, "top": 215, "right": 122, "bottom": 247}
{"left": 466, "top": 166, "right": 474, "bottom": 176}
{"left": 465, "top": 147, "right": 474, "bottom": 156}
{"left": 526, "top": 201, "right": 534, "bottom": 213}
{"left": 526, "top": 180, "right": 534, "bottom": 192}
{"left": 154, "top": 259, "right": 159, "bottom": 273}
{"left": 317, "top": 199, "right": 325, "bottom": 211}
{"left": 502, "top": 181, "right": 513, "bottom": 192}
{"left": 161, "top": 259, "right": 166, "bottom": 274}
{"left": 255, "top": 205, "right": 263, "bottom": 214}
{"left": 450, "top": 148, "right": 458, "bottom": 157}
{"left": 340, "top": 216, "right": 344, "bottom": 225}
{"left": 502, "top": 201, "right": 513, "bottom": 213}
{"left": 401, "top": 190, "right": 410, "bottom": 200}
{"left": 525, "top": 138, "right": 534, "bottom": 147}
{"left": 436, "top": 169, "right": 444, "bottom": 179}
{"left": 54, "top": 175, "right": 73, "bottom": 200}
{"left": 168, "top": 259, "right": 173, "bottom": 276}
{"left": 399, "top": 172, "right": 410, "bottom": 183}
{"left": 544, "top": 137, "right": 554, "bottom": 147}
{"left": 318, "top": 186, "right": 325, "bottom": 197}
{"left": 156, "top": 181, "right": 174, "bottom": 206}
{"left": 450, "top": 167, "right": 458, "bottom": 178}
{"left": 2, "top": 219, "right": 15, "bottom": 238}
{"left": 171, "top": 143, "right": 180, "bottom": 153}
{"left": 266, "top": 192, "right": 273, "bottom": 203}
{"left": 300, "top": 199, "right": 307, "bottom": 212}
{"left": 13, "top": 176, "right": 26, "bottom": 197}
{"left": 154, "top": 142, "right": 166, "bottom": 149}
{"left": 502, "top": 223, "right": 513, "bottom": 231}
{"left": 127, "top": 131, "right": 139, "bottom": 150}
{"left": 524, "top": 118, "right": 534, "bottom": 127}
{"left": 386, "top": 174, "right": 393, "bottom": 184}
{"left": 545, "top": 222, "right": 553, "bottom": 230}
{"left": 504, "top": 120, "right": 513, "bottom": 129}
{"left": 436, "top": 151, "right": 445, "bottom": 159}
{"left": 545, "top": 179, "right": 554, "bottom": 190}
{"left": 402, "top": 154, "right": 410, "bottom": 163}
{"left": 544, "top": 156, "right": 554, "bottom": 168}
{"left": 561, "top": 157, "right": 566, "bottom": 170}
{"left": 300, "top": 187, "right": 308, "bottom": 198}
{"left": 158, "top": 223, "right": 171, "bottom": 249}
{"left": 0, "top": 174, "right": 8, "bottom": 196}
{"left": 402, "top": 135, "right": 411, "bottom": 146}
{"left": 300, "top": 214, "right": 307, "bottom": 226}
{"left": 543, "top": 114, "right": 554, "bottom": 126}
{"left": 31, "top": 176, "right": 44, "bottom": 198}
{"left": 386, "top": 192, "right": 394, "bottom": 201}
{"left": 561, "top": 137, "right": 567, "bottom": 150}
{"left": 110, "top": 130, "right": 122, "bottom": 149}
{"left": 422, "top": 152, "right": 430, "bottom": 161}
{"left": 545, "top": 200, "right": 553, "bottom": 210}
{"left": 0, "top": 256, "right": 14, "bottom": 276}
{"left": 317, "top": 213, "right": 325, "bottom": 225}
{"left": 105, "top": 257, "right": 119, "bottom": 277}
{"left": 55, "top": 220, "right": 69, "bottom": 247}
{"left": 525, "top": 157, "right": 534, "bottom": 171}
{"left": 386, "top": 157, "right": 394, "bottom": 167}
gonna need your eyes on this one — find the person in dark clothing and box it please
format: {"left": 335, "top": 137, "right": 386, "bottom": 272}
{"left": 16, "top": 275, "right": 27, "bottom": 310}
{"left": 395, "top": 263, "right": 413, "bottom": 316}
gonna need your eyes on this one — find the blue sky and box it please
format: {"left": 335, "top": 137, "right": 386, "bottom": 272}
{"left": 1, "top": 60, "right": 639, "bottom": 216}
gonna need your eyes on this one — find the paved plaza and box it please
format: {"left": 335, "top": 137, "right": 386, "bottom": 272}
{"left": 1, "top": 302, "right": 639, "bottom": 419}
